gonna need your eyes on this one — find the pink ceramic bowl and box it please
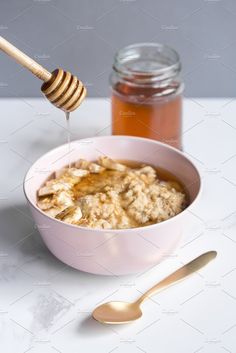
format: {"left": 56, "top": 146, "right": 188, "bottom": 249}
{"left": 24, "top": 136, "right": 201, "bottom": 276}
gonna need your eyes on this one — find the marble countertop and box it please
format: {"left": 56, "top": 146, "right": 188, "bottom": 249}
{"left": 0, "top": 97, "right": 236, "bottom": 353}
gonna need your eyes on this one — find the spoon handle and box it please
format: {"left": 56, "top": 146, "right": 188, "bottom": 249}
{"left": 136, "top": 251, "right": 217, "bottom": 305}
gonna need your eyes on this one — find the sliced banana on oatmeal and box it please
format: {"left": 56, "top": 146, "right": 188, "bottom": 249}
{"left": 56, "top": 205, "right": 82, "bottom": 224}
{"left": 37, "top": 156, "right": 187, "bottom": 229}
{"left": 98, "top": 156, "right": 127, "bottom": 172}
{"left": 43, "top": 207, "right": 64, "bottom": 218}
{"left": 40, "top": 190, "right": 75, "bottom": 219}
{"left": 38, "top": 181, "right": 71, "bottom": 196}
{"left": 88, "top": 162, "right": 105, "bottom": 173}
{"left": 55, "top": 190, "right": 74, "bottom": 208}
{"left": 75, "top": 159, "right": 90, "bottom": 169}
{"left": 37, "top": 198, "right": 53, "bottom": 210}
{"left": 37, "top": 190, "right": 73, "bottom": 211}
{"left": 66, "top": 168, "right": 89, "bottom": 178}
{"left": 75, "top": 159, "right": 105, "bottom": 173}
{"left": 55, "top": 168, "right": 68, "bottom": 178}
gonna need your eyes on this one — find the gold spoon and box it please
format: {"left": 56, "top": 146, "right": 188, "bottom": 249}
{"left": 0, "top": 36, "right": 86, "bottom": 112}
{"left": 93, "top": 251, "right": 217, "bottom": 324}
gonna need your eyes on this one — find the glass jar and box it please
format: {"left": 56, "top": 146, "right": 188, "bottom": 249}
{"left": 110, "top": 43, "right": 184, "bottom": 149}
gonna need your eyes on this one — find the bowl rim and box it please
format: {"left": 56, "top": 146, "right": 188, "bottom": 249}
{"left": 23, "top": 135, "right": 202, "bottom": 233}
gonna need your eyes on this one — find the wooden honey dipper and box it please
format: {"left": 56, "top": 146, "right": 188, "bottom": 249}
{"left": 0, "top": 36, "right": 86, "bottom": 112}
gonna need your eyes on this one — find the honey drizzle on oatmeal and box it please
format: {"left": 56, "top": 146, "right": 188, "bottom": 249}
{"left": 73, "top": 160, "right": 187, "bottom": 200}
{"left": 37, "top": 159, "right": 189, "bottom": 229}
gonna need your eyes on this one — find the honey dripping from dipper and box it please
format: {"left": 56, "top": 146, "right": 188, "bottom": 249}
{"left": 65, "top": 111, "right": 71, "bottom": 168}
{"left": 0, "top": 36, "right": 87, "bottom": 161}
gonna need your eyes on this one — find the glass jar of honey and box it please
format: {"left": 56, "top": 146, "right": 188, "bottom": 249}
{"left": 110, "top": 43, "right": 184, "bottom": 149}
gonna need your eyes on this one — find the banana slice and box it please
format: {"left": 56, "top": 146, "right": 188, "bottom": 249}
{"left": 75, "top": 159, "right": 105, "bottom": 174}
{"left": 38, "top": 181, "right": 70, "bottom": 196}
{"left": 56, "top": 205, "right": 82, "bottom": 224}
{"left": 55, "top": 168, "right": 68, "bottom": 178}
{"left": 43, "top": 207, "right": 63, "bottom": 218}
{"left": 67, "top": 168, "right": 89, "bottom": 178}
{"left": 98, "top": 157, "right": 127, "bottom": 172}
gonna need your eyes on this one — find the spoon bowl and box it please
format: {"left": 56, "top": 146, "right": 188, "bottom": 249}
{"left": 93, "top": 301, "right": 142, "bottom": 324}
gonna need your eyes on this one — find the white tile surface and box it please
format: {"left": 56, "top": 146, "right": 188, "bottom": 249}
{"left": 0, "top": 97, "right": 235, "bottom": 353}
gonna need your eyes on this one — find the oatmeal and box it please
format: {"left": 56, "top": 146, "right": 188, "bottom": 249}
{"left": 37, "top": 157, "right": 188, "bottom": 229}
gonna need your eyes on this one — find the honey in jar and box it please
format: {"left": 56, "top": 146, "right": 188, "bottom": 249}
{"left": 110, "top": 43, "right": 184, "bottom": 149}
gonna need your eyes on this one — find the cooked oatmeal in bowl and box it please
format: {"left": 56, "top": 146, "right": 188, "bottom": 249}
{"left": 24, "top": 136, "right": 201, "bottom": 275}
{"left": 37, "top": 156, "right": 188, "bottom": 229}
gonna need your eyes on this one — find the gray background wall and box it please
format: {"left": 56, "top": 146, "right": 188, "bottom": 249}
{"left": 0, "top": 0, "right": 236, "bottom": 98}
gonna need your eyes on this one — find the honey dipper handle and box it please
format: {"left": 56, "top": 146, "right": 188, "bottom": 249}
{"left": 0, "top": 36, "right": 52, "bottom": 82}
